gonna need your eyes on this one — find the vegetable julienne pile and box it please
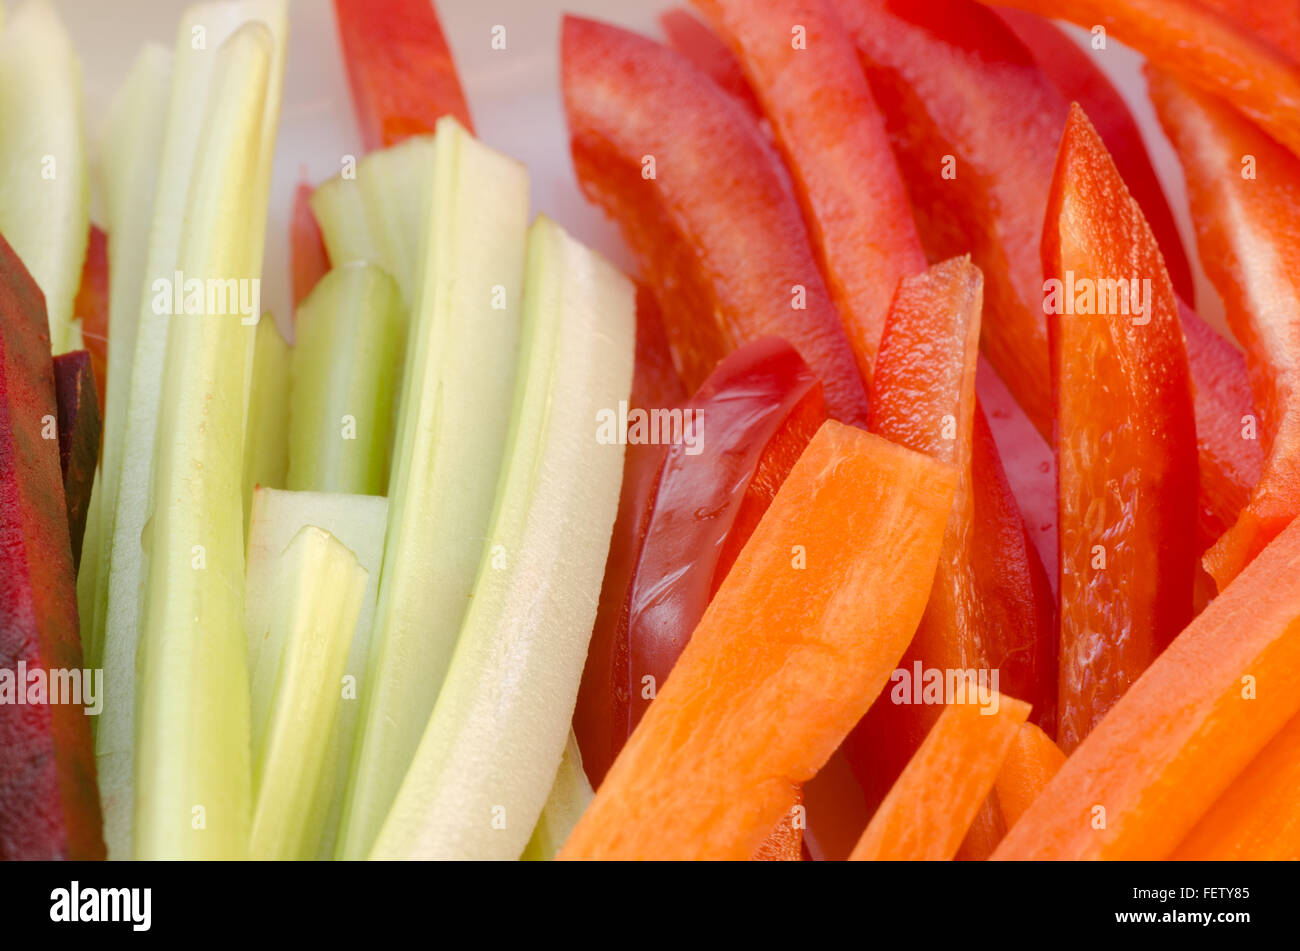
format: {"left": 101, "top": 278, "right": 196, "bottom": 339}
{"left": 3, "top": 0, "right": 1300, "bottom": 863}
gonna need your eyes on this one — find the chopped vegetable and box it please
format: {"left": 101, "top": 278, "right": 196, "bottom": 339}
{"left": 0, "top": 232, "right": 103, "bottom": 860}
{"left": 994, "top": 514, "right": 1300, "bottom": 860}
{"left": 0, "top": 0, "right": 88, "bottom": 354}
{"left": 337, "top": 118, "right": 528, "bottom": 860}
{"left": 994, "top": 8, "right": 1195, "bottom": 305}
{"left": 332, "top": 0, "right": 473, "bottom": 150}
{"left": 561, "top": 15, "right": 869, "bottom": 424}
{"left": 984, "top": 0, "right": 1300, "bottom": 161}
{"left": 696, "top": 0, "right": 927, "bottom": 385}
{"left": 242, "top": 315, "right": 291, "bottom": 527}
{"left": 290, "top": 181, "right": 329, "bottom": 308}
{"left": 131, "top": 15, "right": 285, "bottom": 861}
{"left": 72, "top": 226, "right": 108, "bottom": 409}
{"left": 249, "top": 526, "right": 367, "bottom": 860}
{"left": 51, "top": 350, "right": 100, "bottom": 571}
{"left": 658, "top": 8, "right": 762, "bottom": 120}
{"left": 522, "top": 732, "right": 596, "bottom": 861}
{"left": 1045, "top": 105, "right": 1197, "bottom": 751}
{"left": 1150, "top": 70, "right": 1300, "bottom": 589}
{"left": 244, "top": 487, "right": 387, "bottom": 859}
{"left": 288, "top": 265, "right": 401, "bottom": 495}
{"left": 560, "top": 421, "right": 956, "bottom": 860}
{"left": 849, "top": 692, "right": 1029, "bottom": 861}
{"left": 369, "top": 215, "right": 634, "bottom": 860}
{"left": 994, "top": 723, "right": 1066, "bottom": 829}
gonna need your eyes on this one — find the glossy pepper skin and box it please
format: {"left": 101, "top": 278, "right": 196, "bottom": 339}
{"left": 561, "top": 15, "right": 869, "bottom": 425}
{"left": 694, "top": 0, "right": 927, "bottom": 388}
{"left": 1150, "top": 71, "right": 1300, "bottom": 590}
{"left": 0, "top": 233, "right": 105, "bottom": 860}
{"left": 994, "top": 8, "right": 1196, "bottom": 308}
{"left": 626, "top": 338, "right": 826, "bottom": 734}
{"left": 835, "top": 0, "right": 1255, "bottom": 557}
{"left": 1044, "top": 106, "right": 1197, "bottom": 752}
{"left": 332, "top": 0, "right": 473, "bottom": 151}
{"left": 844, "top": 258, "right": 1054, "bottom": 858}
{"left": 982, "top": 0, "right": 1300, "bottom": 161}
{"left": 574, "top": 286, "right": 685, "bottom": 789}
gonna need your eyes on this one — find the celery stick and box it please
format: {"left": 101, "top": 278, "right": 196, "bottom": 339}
{"left": 310, "top": 136, "right": 434, "bottom": 305}
{"left": 370, "top": 215, "right": 634, "bottom": 860}
{"left": 244, "top": 487, "right": 387, "bottom": 859}
{"left": 521, "top": 731, "right": 595, "bottom": 861}
{"left": 287, "top": 265, "right": 402, "bottom": 495}
{"left": 95, "top": 1, "right": 287, "bottom": 860}
{"left": 84, "top": 44, "right": 171, "bottom": 665}
{"left": 243, "top": 313, "right": 290, "bottom": 523}
{"left": 0, "top": 0, "right": 88, "bottom": 353}
{"left": 249, "top": 526, "right": 367, "bottom": 860}
{"left": 336, "top": 118, "right": 529, "bottom": 859}
{"left": 132, "top": 21, "right": 279, "bottom": 862}
{"left": 75, "top": 471, "right": 104, "bottom": 670}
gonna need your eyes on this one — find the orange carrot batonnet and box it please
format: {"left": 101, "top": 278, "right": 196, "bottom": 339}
{"left": 559, "top": 421, "right": 956, "bottom": 860}
{"left": 994, "top": 722, "right": 1066, "bottom": 830}
{"left": 850, "top": 690, "right": 1030, "bottom": 861}
{"left": 994, "top": 515, "right": 1300, "bottom": 860}
{"left": 1170, "top": 709, "right": 1300, "bottom": 860}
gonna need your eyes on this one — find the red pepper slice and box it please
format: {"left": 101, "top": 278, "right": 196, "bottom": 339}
{"left": 695, "top": 0, "right": 927, "bottom": 387}
{"left": 574, "top": 286, "right": 685, "bottom": 789}
{"left": 0, "top": 233, "right": 104, "bottom": 859}
{"left": 994, "top": 8, "right": 1196, "bottom": 306}
{"left": 984, "top": 0, "right": 1300, "bottom": 161}
{"left": 1196, "top": 0, "right": 1300, "bottom": 64}
{"left": 842, "top": 258, "right": 1054, "bottom": 856}
{"left": 71, "top": 224, "right": 107, "bottom": 411}
{"left": 835, "top": 0, "right": 1255, "bottom": 555}
{"left": 561, "top": 15, "right": 870, "bottom": 424}
{"left": 52, "top": 350, "right": 100, "bottom": 572}
{"left": 1149, "top": 71, "right": 1300, "bottom": 589}
{"left": 1044, "top": 105, "right": 1198, "bottom": 751}
{"left": 332, "top": 0, "right": 473, "bottom": 151}
{"left": 658, "top": 8, "right": 763, "bottom": 121}
{"left": 291, "top": 181, "right": 329, "bottom": 310}
{"left": 626, "top": 338, "right": 825, "bottom": 734}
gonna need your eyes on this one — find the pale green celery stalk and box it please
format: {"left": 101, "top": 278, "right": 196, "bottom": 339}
{"left": 75, "top": 473, "right": 104, "bottom": 671}
{"left": 370, "top": 215, "right": 634, "bottom": 860}
{"left": 0, "top": 0, "right": 88, "bottom": 353}
{"left": 309, "top": 136, "right": 434, "bottom": 306}
{"left": 521, "top": 731, "right": 595, "bottom": 861}
{"left": 132, "top": 22, "right": 277, "bottom": 862}
{"left": 336, "top": 118, "right": 529, "bottom": 859}
{"left": 96, "top": 0, "right": 287, "bottom": 861}
{"left": 85, "top": 44, "right": 171, "bottom": 667}
{"left": 242, "top": 313, "right": 290, "bottom": 525}
{"left": 248, "top": 526, "right": 367, "bottom": 860}
{"left": 287, "top": 265, "right": 402, "bottom": 495}
{"left": 244, "top": 488, "right": 387, "bottom": 859}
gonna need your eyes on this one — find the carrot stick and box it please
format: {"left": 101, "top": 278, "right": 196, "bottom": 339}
{"left": 559, "top": 420, "right": 956, "bottom": 860}
{"left": 1171, "top": 710, "right": 1300, "bottom": 860}
{"left": 994, "top": 515, "right": 1300, "bottom": 859}
{"left": 850, "top": 691, "right": 1030, "bottom": 861}
{"left": 994, "top": 722, "right": 1066, "bottom": 829}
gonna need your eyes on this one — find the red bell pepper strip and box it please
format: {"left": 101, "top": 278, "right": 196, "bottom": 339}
{"left": 995, "top": 8, "right": 1196, "bottom": 307}
{"left": 983, "top": 0, "right": 1300, "bottom": 161}
{"left": 291, "top": 180, "right": 330, "bottom": 310}
{"left": 1045, "top": 105, "right": 1198, "bottom": 752}
{"left": 626, "top": 337, "right": 825, "bottom": 734}
{"left": 694, "top": 0, "right": 927, "bottom": 387}
{"left": 71, "top": 224, "right": 107, "bottom": 411}
{"left": 1150, "top": 71, "right": 1300, "bottom": 589}
{"left": 1196, "top": 0, "right": 1300, "bottom": 65}
{"left": 658, "top": 8, "right": 762, "bottom": 121}
{"left": 835, "top": 0, "right": 1255, "bottom": 557}
{"left": 843, "top": 258, "right": 1054, "bottom": 856}
{"left": 574, "top": 286, "right": 685, "bottom": 789}
{"left": 561, "top": 15, "right": 870, "bottom": 424}
{"left": 0, "top": 233, "right": 104, "bottom": 859}
{"left": 52, "top": 350, "right": 100, "bottom": 572}
{"left": 332, "top": 0, "right": 473, "bottom": 151}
